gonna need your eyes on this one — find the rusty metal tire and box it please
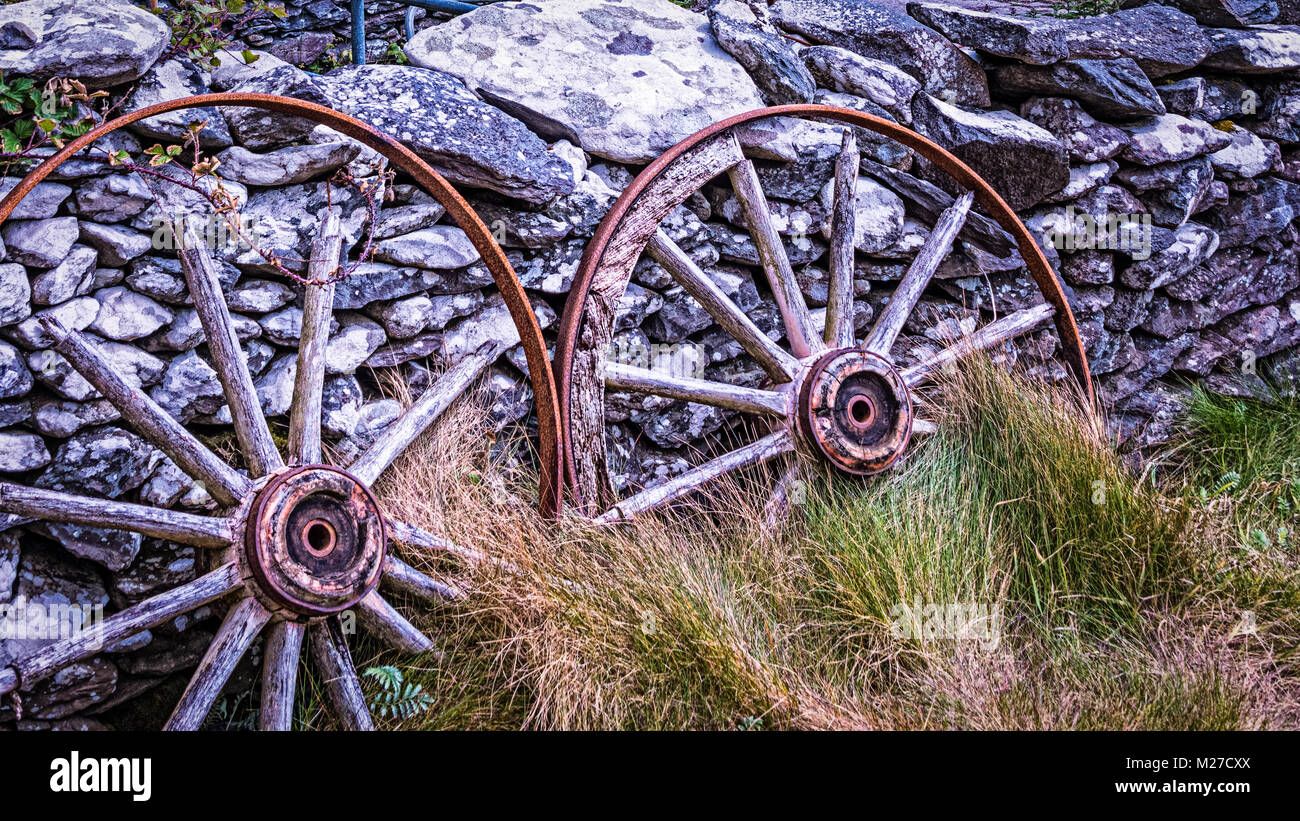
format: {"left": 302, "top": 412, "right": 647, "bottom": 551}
{"left": 553, "top": 104, "right": 1094, "bottom": 517}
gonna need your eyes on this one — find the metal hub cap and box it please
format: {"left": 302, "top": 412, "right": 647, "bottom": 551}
{"left": 244, "top": 466, "right": 387, "bottom": 616}
{"left": 797, "top": 348, "right": 913, "bottom": 475}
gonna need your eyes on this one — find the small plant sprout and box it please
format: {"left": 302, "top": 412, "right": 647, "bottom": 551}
{"left": 363, "top": 666, "right": 435, "bottom": 721}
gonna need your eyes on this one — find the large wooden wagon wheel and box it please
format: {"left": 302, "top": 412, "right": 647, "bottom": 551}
{"left": 553, "top": 105, "right": 1093, "bottom": 522}
{"left": 0, "top": 95, "right": 561, "bottom": 729}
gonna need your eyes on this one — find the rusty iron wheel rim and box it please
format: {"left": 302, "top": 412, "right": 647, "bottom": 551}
{"left": 554, "top": 104, "right": 1094, "bottom": 517}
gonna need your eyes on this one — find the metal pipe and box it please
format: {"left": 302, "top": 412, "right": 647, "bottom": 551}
{"left": 350, "top": 0, "right": 366, "bottom": 65}
{"left": 350, "top": 0, "right": 483, "bottom": 66}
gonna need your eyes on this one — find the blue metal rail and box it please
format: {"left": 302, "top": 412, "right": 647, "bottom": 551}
{"left": 350, "top": 0, "right": 496, "bottom": 65}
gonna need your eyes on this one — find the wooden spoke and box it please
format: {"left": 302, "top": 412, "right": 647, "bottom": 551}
{"left": 912, "top": 419, "right": 939, "bottom": 435}
{"left": 309, "top": 616, "right": 374, "bottom": 731}
{"left": 865, "top": 191, "right": 974, "bottom": 358}
{"left": 604, "top": 360, "right": 789, "bottom": 418}
{"left": 0, "top": 562, "right": 241, "bottom": 698}
{"left": 38, "top": 316, "right": 251, "bottom": 507}
{"left": 903, "top": 303, "right": 1056, "bottom": 387}
{"left": 176, "top": 222, "right": 283, "bottom": 478}
{"left": 826, "top": 130, "right": 859, "bottom": 349}
{"left": 0, "top": 482, "right": 234, "bottom": 548}
{"left": 645, "top": 230, "right": 798, "bottom": 383}
{"left": 726, "top": 157, "right": 824, "bottom": 359}
{"left": 385, "top": 518, "right": 521, "bottom": 576}
{"left": 597, "top": 429, "right": 796, "bottom": 523}
{"left": 164, "top": 595, "right": 273, "bottom": 731}
{"left": 382, "top": 554, "right": 467, "bottom": 602}
{"left": 763, "top": 459, "right": 803, "bottom": 530}
{"left": 349, "top": 338, "right": 506, "bottom": 486}
{"left": 287, "top": 208, "right": 342, "bottom": 465}
{"left": 259, "top": 620, "right": 305, "bottom": 732}
{"left": 357, "top": 591, "right": 439, "bottom": 656}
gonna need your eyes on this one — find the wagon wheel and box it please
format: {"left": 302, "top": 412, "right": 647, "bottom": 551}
{"left": 0, "top": 95, "right": 561, "bottom": 730}
{"left": 553, "top": 104, "right": 1093, "bottom": 522}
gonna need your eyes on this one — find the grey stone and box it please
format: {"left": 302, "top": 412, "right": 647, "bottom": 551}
{"left": 35, "top": 426, "right": 159, "bottom": 497}
{"left": 817, "top": 177, "right": 905, "bottom": 254}
{"left": 226, "top": 279, "right": 295, "bottom": 314}
{"left": 0, "top": 179, "right": 71, "bottom": 220}
{"left": 73, "top": 174, "right": 152, "bottom": 224}
{"left": 0, "top": 263, "right": 31, "bottom": 328}
{"left": 907, "top": 3, "right": 1069, "bottom": 65}
{"left": 215, "top": 142, "right": 361, "bottom": 187}
{"left": 77, "top": 222, "right": 151, "bottom": 267}
{"left": 28, "top": 340, "right": 164, "bottom": 401}
{"left": 911, "top": 93, "right": 1069, "bottom": 210}
{"left": 772, "top": 0, "right": 990, "bottom": 106}
{"left": 220, "top": 64, "right": 331, "bottom": 150}
{"left": 126, "top": 255, "right": 239, "bottom": 306}
{"left": 371, "top": 202, "right": 447, "bottom": 241}
{"left": 1206, "top": 177, "right": 1300, "bottom": 246}
{"left": 0, "top": 0, "right": 169, "bottom": 87}
{"left": 1019, "top": 97, "right": 1128, "bottom": 164}
{"left": 2, "top": 217, "right": 79, "bottom": 268}
{"left": 406, "top": 0, "right": 768, "bottom": 164}
{"left": 373, "top": 226, "right": 480, "bottom": 270}
{"left": 709, "top": 0, "right": 815, "bottom": 105}
{"left": 321, "top": 375, "right": 363, "bottom": 438}
{"left": 325, "top": 315, "right": 386, "bottom": 375}
{"left": 8, "top": 296, "right": 99, "bottom": 349}
{"left": 30, "top": 244, "right": 96, "bottom": 306}
{"left": 230, "top": 181, "right": 367, "bottom": 275}
{"left": 148, "top": 350, "right": 224, "bottom": 422}
{"left": 1202, "top": 24, "right": 1300, "bottom": 72}
{"left": 0, "top": 430, "right": 50, "bottom": 472}
{"left": 1119, "top": 222, "right": 1220, "bottom": 289}
{"left": 31, "top": 397, "right": 119, "bottom": 439}
{"left": 1156, "top": 77, "right": 1208, "bottom": 117}
{"left": 88, "top": 286, "right": 172, "bottom": 341}
{"left": 993, "top": 58, "right": 1166, "bottom": 120}
{"left": 1209, "top": 125, "right": 1279, "bottom": 179}
{"left": 1118, "top": 114, "right": 1234, "bottom": 165}
{"left": 1059, "top": 5, "right": 1211, "bottom": 78}
{"left": 330, "top": 263, "right": 492, "bottom": 310}
{"left": 124, "top": 56, "right": 232, "bottom": 149}
{"left": 802, "top": 45, "right": 921, "bottom": 124}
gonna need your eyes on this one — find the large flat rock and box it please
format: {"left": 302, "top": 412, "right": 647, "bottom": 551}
{"left": 405, "top": 0, "right": 767, "bottom": 164}
{"left": 0, "top": 0, "right": 169, "bottom": 87}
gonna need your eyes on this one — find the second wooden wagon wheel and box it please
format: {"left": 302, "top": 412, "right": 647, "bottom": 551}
{"left": 554, "top": 104, "right": 1093, "bottom": 521}
{"left": 0, "top": 94, "right": 561, "bottom": 729}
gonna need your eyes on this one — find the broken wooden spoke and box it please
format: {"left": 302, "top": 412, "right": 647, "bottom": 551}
{"left": 604, "top": 360, "right": 789, "bottom": 418}
{"left": 0, "top": 482, "right": 234, "bottom": 548}
{"left": 865, "top": 191, "right": 974, "bottom": 357}
{"left": 349, "top": 338, "right": 506, "bottom": 486}
{"left": 903, "top": 302, "right": 1056, "bottom": 388}
{"left": 309, "top": 616, "right": 373, "bottom": 731}
{"left": 357, "top": 591, "right": 439, "bottom": 656}
{"left": 0, "top": 562, "right": 242, "bottom": 699}
{"left": 597, "top": 430, "right": 796, "bottom": 523}
{"left": 164, "top": 595, "right": 273, "bottom": 731}
{"left": 727, "top": 157, "right": 823, "bottom": 359}
{"left": 176, "top": 222, "right": 283, "bottom": 478}
{"left": 259, "top": 620, "right": 305, "bottom": 732}
{"left": 645, "top": 229, "right": 798, "bottom": 383}
{"left": 287, "top": 208, "right": 342, "bottom": 465}
{"left": 38, "top": 316, "right": 251, "bottom": 506}
{"left": 826, "top": 130, "right": 860, "bottom": 349}
{"left": 382, "top": 554, "right": 467, "bottom": 603}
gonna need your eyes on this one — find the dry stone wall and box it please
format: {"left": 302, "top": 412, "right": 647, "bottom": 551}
{"left": 0, "top": 0, "right": 1297, "bottom": 725}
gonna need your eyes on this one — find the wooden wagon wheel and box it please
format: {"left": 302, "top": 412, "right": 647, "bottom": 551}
{"left": 553, "top": 104, "right": 1093, "bottom": 521}
{"left": 0, "top": 94, "right": 561, "bottom": 730}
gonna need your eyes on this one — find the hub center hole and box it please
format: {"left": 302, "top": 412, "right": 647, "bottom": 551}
{"left": 302, "top": 519, "right": 337, "bottom": 558}
{"left": 847, "top": 395, "right": 875, "bottom": 429}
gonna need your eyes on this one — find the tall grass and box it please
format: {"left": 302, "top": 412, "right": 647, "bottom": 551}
{"left": 342, "top": 357, "right": 1299, "bottom": 730}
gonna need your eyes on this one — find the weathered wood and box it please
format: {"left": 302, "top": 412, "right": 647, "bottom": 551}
{"left": 865, "top": 191, "right": 973, "bottom": 358}
{"left": 309, "top": 616, "right": 373, "bottom": 731}
{"left": 176, "top": 223, "right": 283, "bottom": 478}
{"left": 912, "top": 419, "right": 938, "bottom": 435}
{"left": 164, "top": 595, "right": 273, "bottom": 731}
{"left": 597, "top": 430, "right": 795, "bottom": 523}
{"left": 646, "top": 230, "right": 797, "bottom": 383}
{"left": 0, "top": 482, "right": 234, "bottom": 547}
{"left": 39, "top": 316, "right": 251, "bottom": 507}
{"left": 727, "top": 157, "right": 822, "bottom": 359}
{"left": 605, "top": 361, "right": 789, "bottom": 418}
{"left": 357, "top": 591, "right": 440, "bottom": 656}
{"left": 349, "top": 338, "right": 505, "bottom": 486}
{"left": 385, "top": 519, "right": 520, "bottom": 576}
{"left": 287, "top": 208, "right": 342, "bottom": 465}
{"left": 571, "top": 132, "right": 746, "bottom": 513}
{"left": 382, "top": 554, "right": 466, "bottom": 602}
{"left": 0, "top": 669, "right": 16, "bottom": 698}
{"left": 826, "top": 130, "right": 860, "bottom": 349}
{"left": 859, "top": 159, "right": 1016, "bottom": 257}
{"left": 2, "top": 562, "right": 241, "bottom": 698}
{"left": 903, "top": 302, "right": 1056, "bottom": 387}
{"left": 259, "top": 619, "right": 305, "bottom": 731}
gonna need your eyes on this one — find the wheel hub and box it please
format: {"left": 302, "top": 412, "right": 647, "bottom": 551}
{"left": 795, "top": 348, "right": 913, "bottom": 475}
{"left": 244, "top": 465, "right": 386, "bottom": 616}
